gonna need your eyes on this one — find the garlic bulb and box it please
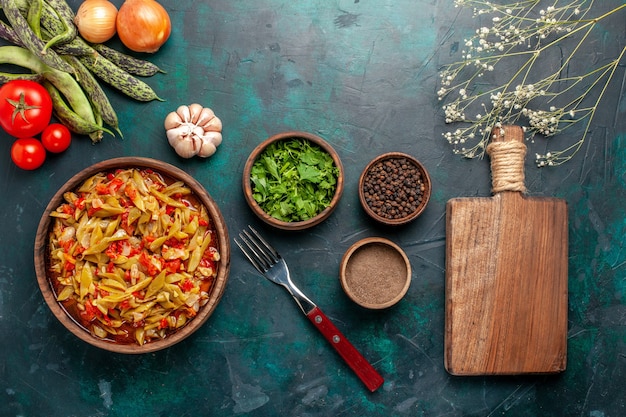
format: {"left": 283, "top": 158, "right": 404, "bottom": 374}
{"left": 164, "top": 104, "right": 223, "bottom": 158}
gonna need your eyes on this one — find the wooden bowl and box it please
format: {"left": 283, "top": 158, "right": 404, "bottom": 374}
{"left": 358, "top": 152, "right": 431, "bottom": 226}
{"left": 242, "top": 131, "right": 344, "bottom": 231}
{"left": 34, "top": 157, "right": 230, "bottom": 354}
{"left": 339, "top": 237, "right": 411, "bottom": 309}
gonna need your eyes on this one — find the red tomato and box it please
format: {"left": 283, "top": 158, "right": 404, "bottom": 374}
{"left": 0, "top": 80, "right": 52, "bottom": 138}
{"left": 11, "top": 138, "right": 46, "bottom": 170}
{"left": 41, "top": 123, "right": 71, "bottom": 153}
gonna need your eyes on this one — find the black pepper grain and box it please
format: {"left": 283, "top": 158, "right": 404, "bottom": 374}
{"left": 362, "top": 157, "right": 425, "bottom": 220}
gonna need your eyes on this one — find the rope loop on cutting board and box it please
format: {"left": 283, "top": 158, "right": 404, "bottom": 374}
{"left": 486, "top": 140, "right": 527, "bottom": 194}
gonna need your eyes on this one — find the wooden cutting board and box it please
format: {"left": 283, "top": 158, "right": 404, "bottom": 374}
{"left": 444, "top": 125, "right": 568, "bottom": 375}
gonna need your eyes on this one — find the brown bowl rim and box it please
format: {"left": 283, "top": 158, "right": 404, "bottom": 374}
{"left": 33, "top": 157, "right": 231, "bottom": 354}
{"left": 242, "top": 131, "right": 344, "bottom": 231}
{"left": 358, "top": 152, "right": 431, "bottom": 226}
{"left": 339, "top": 237, "right": 411, "bottom": 309}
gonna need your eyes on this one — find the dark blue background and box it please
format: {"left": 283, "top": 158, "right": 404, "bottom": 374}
{"left": 0, "top": 0, "right": 624, "bottom": 415}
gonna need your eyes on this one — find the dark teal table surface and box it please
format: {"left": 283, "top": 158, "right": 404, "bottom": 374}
{"left": 1, "top": 1, "right": 624, "bottom": 416}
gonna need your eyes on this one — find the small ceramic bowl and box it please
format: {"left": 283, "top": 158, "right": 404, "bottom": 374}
{"left": 339, "top": 237, "right": 411, "bottom": 309}
{"left": 359, "top": 152, "right": 431, "bottom": 226}
{"left": 34, "top": 157, "right": 231, "bottom": 354}
{"left": 242, "top": 131, "right": 344, "bottom": 231}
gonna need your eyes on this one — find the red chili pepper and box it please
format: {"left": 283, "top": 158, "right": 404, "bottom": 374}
{"left": 180, "top": 279, "right": 194, "bottom": 292}
{"left": 164, "top": 237, "right": 185, "bottom": 248}
{"left": 165, "top": 259, "right": 181, "bottom": 273}
{"left": 125, "top": 185, "right": 137, "bottom": 201}
{"left": 105, "top": 242, "right": 119, "bottom": 259}
{"left": 120, "top": 211, "right": 135, "bottom": 235}
{"left": 75, "top": 196, "right": 86, "bottom": 210}
{"left": 87, "top": 206, "right": 101, "bottom": 217}
{"left": 95, "top": 183, "right": 109, "bottom": 195}
{"left": 200, "top": 258, "right": 216, "bottom": 271}
{"left": 81, "top": 300, "right": 100, "bottom": 321}
{"left": 139, "top": 251, "right": 160, "bottom": 275}
{"left": 200, "top": 247, "right": 219, "bottom": 269}
{"left": 119, "top": 300, "right": 131, "bottom": 310}
{"left": 60, "top": 203, "right": 74, "bottom": 215}
{"left": 109, "top": 178, "right": 124, "bottom": 193}
{"left": 158, "top": 318, "right": 168, "bottom": 329}
{"left": 60, "top": 238, "right": 74, "bottom": 252}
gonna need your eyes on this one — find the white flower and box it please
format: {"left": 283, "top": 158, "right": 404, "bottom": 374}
{"left": 437, "top": 0, "right": 622, "bottom": 167}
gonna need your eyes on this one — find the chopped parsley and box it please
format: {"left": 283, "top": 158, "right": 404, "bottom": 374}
{"left": 250, "top": 138, "right": 340, "bottom": 222}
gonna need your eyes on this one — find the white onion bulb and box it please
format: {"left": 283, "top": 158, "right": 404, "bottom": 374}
{"left": 74, "top": 0, "right": 119, "bottom": 44}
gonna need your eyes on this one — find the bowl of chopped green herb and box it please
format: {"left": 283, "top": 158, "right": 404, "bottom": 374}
{"left": 243, "top": 131, "right": 344, "bottom": 231}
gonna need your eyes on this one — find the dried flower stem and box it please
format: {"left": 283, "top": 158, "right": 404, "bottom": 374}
{"left": 439, "top": 0, "right": 626, "bottom": 167}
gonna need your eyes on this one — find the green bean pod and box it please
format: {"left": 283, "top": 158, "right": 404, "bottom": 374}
{"left": 41, "top": 0, "right": 77, "bottom": 51}
{"left": 0, "top": 19, "right": 25, "bottom": 46}
{"left": 13, "top": 0, "right": 77, "bottom": 52}
{"left": 0, "top": 0, "right": 74, "bottom": 74}
{"left": 89, "top": 109, "right": 104, "bottom": 143}
{"left": 44, "top": 0, "right": 76, "bottom": 27}
{"left": 35, "top": 0, "right": 66, "bottom": 36}
{"left": 50, "top": 34, "right": 94, "bottom": 56}
{"left": 91, "top": 43, "right": 164, "bottom": 77}
{"left": 0, "top": 45, "right": 95, "bottom": 125}
{"left": 78, "top": 53, "right": 163, "bottom": 102}
{"left": 64, "top": 54, "right": 121, "bottom": 137}
{"left": 43, "top": 80, "right": 112, "bottom": 142}
{"left": 26, "top": 0, "right": 43, "bottom": 38}
{"left": 0, "top": 72, "right": 44, "bottom": 83}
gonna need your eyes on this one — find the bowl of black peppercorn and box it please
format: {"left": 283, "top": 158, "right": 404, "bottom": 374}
{"left": 358, "top": 152, "right": 431, "bottom": 226}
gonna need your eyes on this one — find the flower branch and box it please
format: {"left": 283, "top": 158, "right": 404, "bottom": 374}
{"left": 438, "top": 0, "right": 626, "bottom": 167}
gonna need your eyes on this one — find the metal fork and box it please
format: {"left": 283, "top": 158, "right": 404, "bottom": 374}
{"left": 235, "top": 225, "right": 384, "bottom": 392}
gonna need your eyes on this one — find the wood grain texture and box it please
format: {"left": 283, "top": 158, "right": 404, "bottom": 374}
{"left": 444, "top": 126, "right": 568, "bottom": 375}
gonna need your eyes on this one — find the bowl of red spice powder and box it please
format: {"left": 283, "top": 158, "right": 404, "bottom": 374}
{"left": 339, "top": 237, "right": 411, "bottom": 309}
{"left": 359, "top": 152, "right": 431, "bottom": 226}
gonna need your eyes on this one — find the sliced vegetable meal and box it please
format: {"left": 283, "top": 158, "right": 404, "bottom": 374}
{"left": 47, "top": 167, "right": 221, "bottom": 345}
